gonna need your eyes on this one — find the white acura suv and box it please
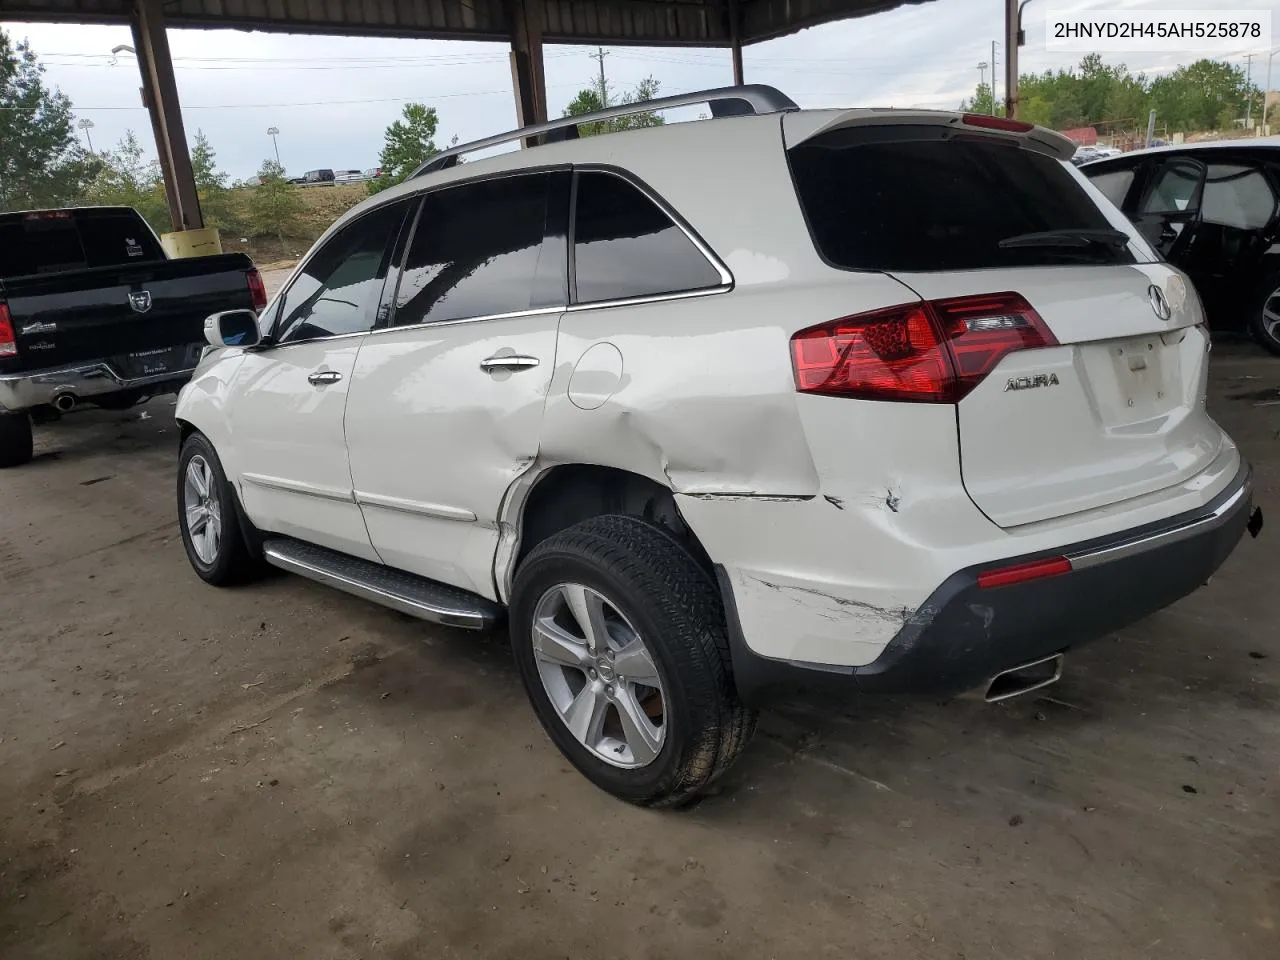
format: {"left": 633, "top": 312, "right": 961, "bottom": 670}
{"left": 176, "top": 86, "right": 1261, "bottom": 806}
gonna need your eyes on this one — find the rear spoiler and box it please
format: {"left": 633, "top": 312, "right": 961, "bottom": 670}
{"left": 784, "top": 109, "right": 1076, "bottom": 162}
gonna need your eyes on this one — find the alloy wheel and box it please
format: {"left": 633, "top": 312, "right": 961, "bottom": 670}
{"left": 183, "top": 454, "right": 223, "bottom": 565}
{"left": 531, "top": 583, "right": 667, "bottom": 769}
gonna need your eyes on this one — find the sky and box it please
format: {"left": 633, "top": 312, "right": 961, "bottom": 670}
{"left": 4, "top": 0, "right": 1280, "bottom": 180}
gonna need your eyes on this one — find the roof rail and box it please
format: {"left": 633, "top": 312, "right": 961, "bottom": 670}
{"left": 409, "top": 84, "right": 798, "bottom": 179}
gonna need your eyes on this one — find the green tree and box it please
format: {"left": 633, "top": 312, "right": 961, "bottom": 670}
{"left": 563, "top": 75, "right": 664, "bottom": 136}
{"left": 370, "top": 103, "right": 445, "bottom": 194}
{"left": 0, "top": 29, "right": 95, "bottom": 210}
{"left": 83, "top": 130, "right": 171, "bottom": 234}
{"left": 1150, "top": 59, "right": 1259, "bottom": 131}
{"left": 960, "top": 82, "right": 999, "bottom": 115}
{"left": 966, "top": 55, "right": 1259, "bottom": 137}
{"left": 248, "top": 159, "right": 303, "bottom": 243}
{"left": 189, "top": 129, "right": 241, "bottom": 232}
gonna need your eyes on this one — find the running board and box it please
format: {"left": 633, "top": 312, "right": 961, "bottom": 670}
{"left": 261, "top": 538, "right": 502, "bottom": 630}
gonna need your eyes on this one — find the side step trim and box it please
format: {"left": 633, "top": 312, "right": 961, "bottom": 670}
{"left": 262, "top": 538, "right": 502, "bottom": 630}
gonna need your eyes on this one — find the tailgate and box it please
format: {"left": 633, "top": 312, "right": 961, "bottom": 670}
{"left": 2, "top": 254, "right": 255, "bottom": 371}
{"left": 901, "top": 265, "right": 1220, "bottom": 527}
{"left": 784, "top": 112, "right": 1225, "bottom": 528}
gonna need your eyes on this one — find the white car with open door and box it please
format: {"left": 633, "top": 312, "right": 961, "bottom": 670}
{"left": 175, "top": 86, "right": 1262, "bottom": 807}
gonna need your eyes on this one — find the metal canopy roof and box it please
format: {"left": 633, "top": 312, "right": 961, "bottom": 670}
{"left": 0, "top": 0, "right": 933, "bottom": 46}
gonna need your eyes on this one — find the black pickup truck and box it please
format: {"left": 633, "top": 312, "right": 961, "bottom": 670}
{"left": 0, "top": 206, "right": 265, "bottom": 466}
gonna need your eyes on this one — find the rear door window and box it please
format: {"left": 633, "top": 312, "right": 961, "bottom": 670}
{"left": 787, "top": 126, "right": 1133, "bottom": 271}
{"left": 571, "top": 171, "right": 724, "bottom": 303}
{"left": 1201, "top": 163, "right": 1275, "bottom": 229}
{"left": 1139, "top": 159, "right": 1205, "bottom": 215}
{"left": 1087, "top": 167, "right": 1138, "bottom": 208}
{"left": 392, "top": 171, "right": 567, "bottom": 326}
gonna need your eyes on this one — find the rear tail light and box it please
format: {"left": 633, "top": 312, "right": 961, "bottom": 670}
{"left": 790, "top": 292, "right": 1057, "bottom": 403}
{"left": 0, "top": 303, "right": 16, "bottom": 359}
{"left": 977, "top": 556, "right": 1071, "bottom": 589}
{"left": 247, "top": 268, "right": 268, "bottom": 311}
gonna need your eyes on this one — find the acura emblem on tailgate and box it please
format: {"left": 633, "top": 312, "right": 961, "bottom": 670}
{"left": 129, "top": 290, "right": 153, "bottom": 313}
{"left": 1148, "top": 284, "right": 1172, "bottom": 321}
{"left": 1004, "top": 373, "right": 1060, "bottom": 392}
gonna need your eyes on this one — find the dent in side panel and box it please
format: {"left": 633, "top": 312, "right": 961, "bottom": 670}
{"left": 539, "top": 291, "right": 824, "bottom": 498}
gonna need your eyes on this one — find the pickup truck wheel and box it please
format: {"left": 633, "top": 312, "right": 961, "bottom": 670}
{"left": 178, "top": 433, "right": 259, "bottom": 585}
{"left": 0, "top": 413, "right": 34, "bottom": 468}
{"left": 510, "top": 515, "right": 756, "bottom": 807}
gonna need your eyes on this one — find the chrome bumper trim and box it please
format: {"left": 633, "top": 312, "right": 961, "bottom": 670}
{"left": 0, "top": 360, "right": 198, "bottom": 412}
{"left": 1066, "top": 468, "right": 1252, "bottom": 570}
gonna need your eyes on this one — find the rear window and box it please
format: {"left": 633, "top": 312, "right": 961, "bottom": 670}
{"left": 0, "top": 210, "right": 164, "bottom": 278}
{"left": 788, "top": 126, "right": 1131, "bottom": 271}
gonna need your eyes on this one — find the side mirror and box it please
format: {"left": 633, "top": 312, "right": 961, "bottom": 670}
{"left": 204, "top": 309, "right": 261, "bottom": 349}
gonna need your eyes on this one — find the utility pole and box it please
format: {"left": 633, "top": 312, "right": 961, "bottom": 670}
{"left": 589, "top": 47, "right": 610, "bottom": 107}
{"left": 267, "top": 126, "right": 281, "bottom": 166}
{"left": 1006, "top": 0, "right": 1022, "bottom": 119}
{"left": 991, "top": 40, "right": 999, "bottom": 114}
{"left": 1263, "top": 48, "right": 1280, "bottom": 134}
{"left": 1245, "top": 52, "right": 1255, "bottom": 129}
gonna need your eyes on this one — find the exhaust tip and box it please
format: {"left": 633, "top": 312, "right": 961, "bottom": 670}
{"left": 52, "top": 392, "right": 77, "bottom": 413}
{"left": 984, "top": 653, "right": 1063, "bottom": 703}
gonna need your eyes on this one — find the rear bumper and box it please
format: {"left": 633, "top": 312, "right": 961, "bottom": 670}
{"left": 721, "top": 461, "right": 1260, "bottom": 706}
{"left": 0, "top": 353, "right": 201, "bottom": 412}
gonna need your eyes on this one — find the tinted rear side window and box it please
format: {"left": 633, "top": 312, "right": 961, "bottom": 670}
{"left": 788, "top": 127, "right": 1127, "bottom": 271}
{"left": 572, "top": 171, "right": 722, "bottom": 303}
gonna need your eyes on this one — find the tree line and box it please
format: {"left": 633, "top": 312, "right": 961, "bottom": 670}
{"left": 963, "top": 53, "right": 1263, "bottom": 135}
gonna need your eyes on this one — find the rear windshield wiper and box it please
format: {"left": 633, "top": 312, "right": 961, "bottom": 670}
{"left": 997, "top": 228, "right": 1131, "bottom": 251}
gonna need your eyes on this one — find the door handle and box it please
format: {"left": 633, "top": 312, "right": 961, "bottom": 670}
{"left": 307, "top": 370, "right": 343, "bottom": 385}
{"left": 479, "top": 354, "right": 540, "bottom": 372}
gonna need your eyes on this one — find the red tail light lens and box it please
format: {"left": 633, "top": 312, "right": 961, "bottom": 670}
{"left": 0, "top": 303, "right": 16, "bottom": 359}
{"left": 790, "top": 292, "right": 1057, "bottom": 403}
{"left": 247, "top": 268, "right": 268, "bottom": 311}
{"left": 962, "top": 113, "right": 1034, "bottom": 133}
{"left": 977, "top": 556, "right": 1071, "bottom": 589}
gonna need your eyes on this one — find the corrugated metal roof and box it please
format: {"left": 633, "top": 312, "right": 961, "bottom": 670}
{"left": 0, "top": 0, "right": 934, "bottom": 46}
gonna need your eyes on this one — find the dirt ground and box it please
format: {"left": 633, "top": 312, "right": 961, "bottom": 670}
{"left": 1, "top": 340, "right": 1277, "bottom": 960}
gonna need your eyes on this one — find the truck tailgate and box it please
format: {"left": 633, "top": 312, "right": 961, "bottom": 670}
{"left": 0, "top": 253, "right": 257, "bottom": 371}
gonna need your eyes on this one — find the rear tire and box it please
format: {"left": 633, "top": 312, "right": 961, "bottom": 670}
{"left": 0, "top": 413, "right": 34, "bottom": 468}
{"left": 178, "top": 433, "right": 262, "bottom": 586}
{"left": 510, "top": 515, "right": 756, "bottom": 807}
{"left": 1249, "top": 275, "right": 1280, "bottom": 356}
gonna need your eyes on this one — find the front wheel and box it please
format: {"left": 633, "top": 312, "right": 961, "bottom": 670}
{"left": 1250, "top": 277, "right": 1280, "bottom": 356}
{"left": 510, "top": 515, "right": 756, "bottom": 807}
{"left": 178, "top": 433, "right": 261, "bottom": 585}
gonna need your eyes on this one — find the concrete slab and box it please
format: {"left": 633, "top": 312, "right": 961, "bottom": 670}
{"left": 1, "top": 343, "right": 1277, "bottom": 960}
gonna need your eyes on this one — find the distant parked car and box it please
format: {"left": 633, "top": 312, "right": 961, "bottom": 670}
{"left": 1083, "top": 138, "right": 1280, "bottom": 354}
{"left": 335, "top": 169, "right": 365, "bottom": 184}
{"left": 301, "top": 169, "right": 336, "bottom": 187}
{"left": 363, "top": 167, "right": 383, "bottom": 181}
